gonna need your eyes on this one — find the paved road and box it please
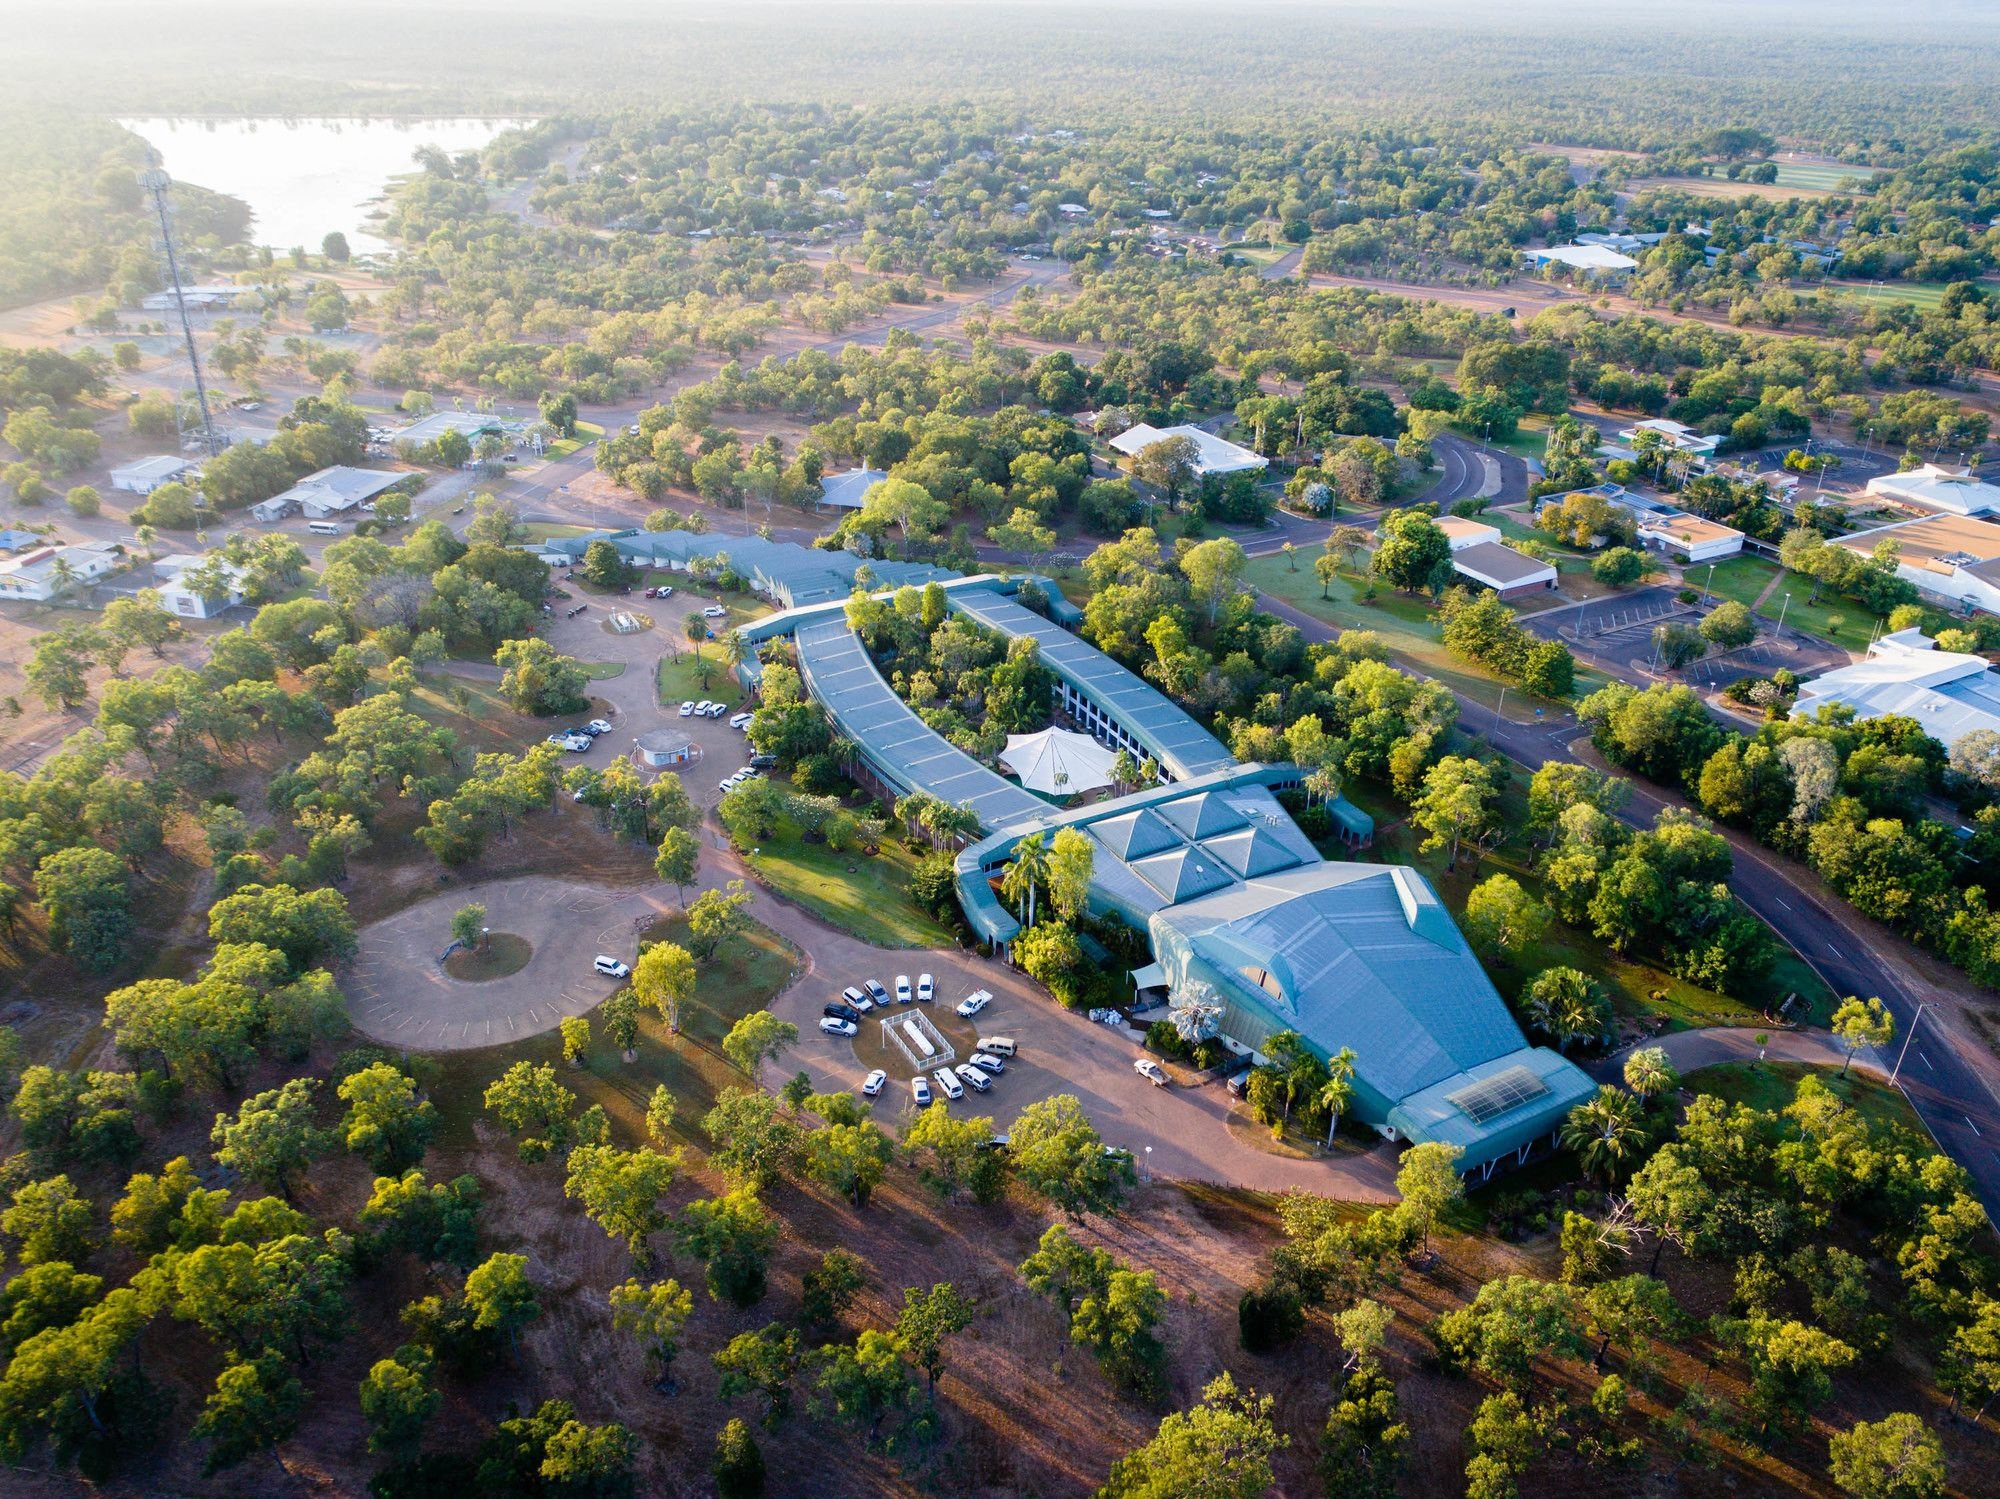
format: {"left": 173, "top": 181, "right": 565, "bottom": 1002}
{"left": 1255, "top": 585, "right": 2000, "bottom": 1215}
{"left": 1414, "top": 432, "right": 1516, "bottom": 511}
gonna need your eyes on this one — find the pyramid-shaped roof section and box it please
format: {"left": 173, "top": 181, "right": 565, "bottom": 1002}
{"left": 1202, "top": 825, "right": 1303, "bottom": 879}
{"left": 1159, "top": 791, "right": 1247, "bottom": 841}
{"left": 1090, "top": 806, "right": 1180, "bottom": 861}
{"left": 1128, "top": 845, "right": 1234, "bottom": 903}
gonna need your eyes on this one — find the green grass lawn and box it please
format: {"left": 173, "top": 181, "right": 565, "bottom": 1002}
{"left": 423, "top": 913, "right": 799, "bottom": 1154}
{"left": 743, "top": 815, "right": 952, "bottom": 949}
{"left": 578, "top": 660, "right": 627, "bottom": 681}
{"left": 1773, "top": 162, "right": 1881, "bottom": 192}
{"left": 1454, "top": 413, "right": 1551, "bottom": 461}
{"left": 543, "top": 420, "right": 605, "bottom": 460}
{"left": 1699, "top": 554, "right": 1879, "bottom": 653}
{"left": 1247, "top": 554, "right": 1614, "bottom": 715}
{"left": 1686, "top": 1059, "right": 1922, "bottom": 1136}
{"left": 655, "top": 646, "right": 740, "bottom": 708}
{"left": 520, "top": 521, "right": 594, "bottom": 543}
{"left": 1818, "top": 279, "right": 1951, "bottom": 310}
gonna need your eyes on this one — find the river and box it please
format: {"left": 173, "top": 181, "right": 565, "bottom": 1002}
{"left": 119, "top": 116, "right": 527, "bottom": 256}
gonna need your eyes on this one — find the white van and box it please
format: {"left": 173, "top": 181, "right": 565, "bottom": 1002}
{"left": 975, "top": 1035, "right": 1018, "bottom": 1057}
{"left": 932, "top": 1067, "right": 965, "bottom": 1101}
{"left": 306, "top": 519, "right": 345, "bottom": 535}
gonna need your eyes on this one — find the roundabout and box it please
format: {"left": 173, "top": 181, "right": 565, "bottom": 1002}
{"left": 443, "top": 932, "right": 533, "bottom": 982}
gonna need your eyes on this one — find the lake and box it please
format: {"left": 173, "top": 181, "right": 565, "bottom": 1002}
{"left": 120, "top": 117, "right": 527, "bottom": 255}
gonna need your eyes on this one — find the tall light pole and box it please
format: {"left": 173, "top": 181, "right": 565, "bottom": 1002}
{"left": 139, "top": 169, "right": 223, "bottom": 458}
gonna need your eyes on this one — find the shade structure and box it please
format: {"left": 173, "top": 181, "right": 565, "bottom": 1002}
{"left": 999, "top": 727, "right": 1119, "bottom": 796}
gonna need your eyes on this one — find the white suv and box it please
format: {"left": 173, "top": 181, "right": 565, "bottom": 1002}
{"left": 593, "top": 955, "right": 630, "bottom": 978}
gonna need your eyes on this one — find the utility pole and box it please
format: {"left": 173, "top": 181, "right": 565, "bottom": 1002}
{"left": 140, "top": 169, "right": 222, "bottom": 458}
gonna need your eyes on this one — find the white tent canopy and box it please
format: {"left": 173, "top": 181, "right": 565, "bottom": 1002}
{"left": 999, "top": 727, "right": 1119, "bottom": 796}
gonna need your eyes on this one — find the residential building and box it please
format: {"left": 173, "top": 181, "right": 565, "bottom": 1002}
{"left": 1835, "top": 514, "right": 2000, "bottom": 615}
{"left": 815, "top": 467, "right": 886, "bottom": 511}
{"left": 270, "top": 466, "right": 409, "bottom": 520}
{"left": 1616, "top": 418, "right": 1721, "bottom": 461}
{"left": 153, "top": 553, "right": 248, "bottom": 618}
{"left": 110, "top": 456, "right": 196, "bottom": 495}
{"left": 1523, "top": 243, "right": 1639, "bottom": 280}
{"left": 1794, "top": 629, "right": 2000, "bottom": 752}
{"left": 0, "top": 542, "right": 124, "bottom": 602}
{"left": 1451, "top": 541, "right": 1558, "bottom": 599}
{"left": 249, "top": 494, "right": 297, "bottom": 523}
{"left": 1865, "top": 464, "right": 2000, "bottom": 519}
{"left": 1108, "top": 423, "right": 1268, "bottom": 477}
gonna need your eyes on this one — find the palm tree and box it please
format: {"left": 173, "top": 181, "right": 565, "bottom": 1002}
{"left": 1520, "top": 968, "right": 1606, "bottom": 1055}
{"left": 999, "top": 831, "right": 1050, "bottom": 927}
{"left": 1562, "top": 1087, "right": 1645, "bottom": 1184}
{"left": 1264, "top": 1031, "right": 1321, "bottom": 1123}
{"left": 683, "top": 612, "right": 712, "bottom": 689}
{"left": 1622, "top": 1046, "right": 1679, "bottom": 1103}
{"left": 721, "top": 629, "right": 748, "bottom": 673}
{"left": 920, "top": 798, "right": 979, "bottom": 850}
{"left": 1318, "top": 1048, "right": 1357, "bottom": 1147}
{"left": 48, "top": 556, "right": 78, "bottom": 598}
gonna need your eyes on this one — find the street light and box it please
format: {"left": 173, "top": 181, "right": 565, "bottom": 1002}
{"left": 1702, "top": 561, "right": 1716, "bottom": 603}
{"left": 1889, "top": 1001, "right": 1931, "bottom": 1087}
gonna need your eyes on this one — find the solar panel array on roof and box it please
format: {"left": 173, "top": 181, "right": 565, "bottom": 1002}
{"left": 1445, "top": 1066, "right": 1550, "bottom": 1125}
{"left": 794, "top": 620, "right": 1044, "bottom": 833}
{"left": 946, "top": 589, "right": 1235, "bottom": 782}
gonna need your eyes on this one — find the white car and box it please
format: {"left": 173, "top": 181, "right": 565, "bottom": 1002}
{"left": 917, "top": 973, "right": 934, "bottom": 1004}
{"left": 546, "top": 732, "right": 589, "bottom": 751}
{"left": 1134, "top": 1058, "right": 1169, "bottom": 1087}
{"left": 955, "top": 989, "right": 992, "bottom": 1018}
{"left": 895, "top": 975, "right": 913, "bottom": 1004}
{"left": 864, "top": 980, "right": 890, "bottom": 1007}
{"left": 954, "top": 1062, "right": 991, "bottom": 1094}
{"left": 861, "top": 1069, "right": 887, "bottom": 1097}
{"left": 969, "top": 1052, "right": 1004, "bottom": 1075}
{"left": 842, "top": 985, "right": 874, "bottom": 1013}
{"left": 703, "top": 605, "right": 727, "bottom": 619}
{"left": 693, "top": 700, "right": 715, "bottom": 716}
{"left": 911, "top": 1075, "right": 933, "bottom": 1107}
{"left": 729, "top": 712, "right": 754, "bottom": 730}
{"left": 706, "top": 702, "right": 728, "bottom": 719}
{"left": 679, "top": 700, "right": 696, "bottom": 717}
{"left": 586, "top": 718, "right": 614, "bottom": 735}
{"left": 819, "top": 1016, "right": 859, "bottom": 1038}
{"left": 593, "top": 955, "right": 630, "bottom": 979}
{"left": 932, "top": 1067, "right": 965, "bottom": 1101}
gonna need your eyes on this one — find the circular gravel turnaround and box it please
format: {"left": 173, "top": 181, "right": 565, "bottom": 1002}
{"left": 346, "top": 876, "right": 673, "bottom": 1052}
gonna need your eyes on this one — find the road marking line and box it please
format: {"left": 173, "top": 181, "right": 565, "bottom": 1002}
{"left": 1775, "top": 898, "right": 1791, "bottom": 910}
{"left": 1920, "top": 1050, "right": 1935, "bottom": 1073}
{"left": 1968, "top": 1116, "right": 1983, "bottom": 1137}
{"left": 1825, "top": 943, "right": 1842, "bottom": 958}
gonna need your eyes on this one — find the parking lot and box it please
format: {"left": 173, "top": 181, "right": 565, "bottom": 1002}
{"left": 763, "top": 920, "right": 1399, "bottom": 1199}
{"left": 1521, "top": 583, "right": 1846, "bottom": 691}
{"left": 531, "top": 581, "right": 757, "bottom": 806}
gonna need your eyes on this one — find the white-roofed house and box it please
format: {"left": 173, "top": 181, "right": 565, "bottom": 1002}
{"left": 1108, "top": 423, "right": 1268, "bottom": 478}
{"left": 110, "top": 456, "right": 196, "bottom": 495}
{"left": 0, "top": 542, "right": 125, "bottom": 602}
{"left": 153, "top": 553, "right": 249, "bottom": 618}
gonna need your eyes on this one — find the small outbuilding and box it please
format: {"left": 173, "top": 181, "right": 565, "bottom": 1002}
{"left": 110, "top": 456, "right": 195, "bottom": 495}
{"left": 634, "top": 728, "right": 701, "bottom": 769}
